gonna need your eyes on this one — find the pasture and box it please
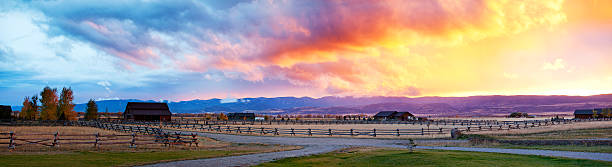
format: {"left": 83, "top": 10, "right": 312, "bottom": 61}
{"left": 257, "top": 147, "right": 611, "bottom": 167}
{"left": 161, "top": 118, "right": 611, "bottom": 139}
{"left": 0, "top": 125, "right": 300, "bottom": 166}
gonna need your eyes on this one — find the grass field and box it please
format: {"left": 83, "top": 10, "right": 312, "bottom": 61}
{"left": 489, "top": 127, "right": 612, "bottom": 140}
{"left": 0, "top": 143, "right": 299, "bottom": 167}
{"left": 256, "top": 147, "right": 612, "bottom": 167}
{"left": 417, "top": 127, "right": 612, "bottom": 153}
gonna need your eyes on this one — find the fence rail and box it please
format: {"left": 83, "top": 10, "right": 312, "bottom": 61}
{"left": 159, "top": 118, "right": 612, "bottom": 137}
{"left": 0, "top": 121, "right": 199, "bottom": 150}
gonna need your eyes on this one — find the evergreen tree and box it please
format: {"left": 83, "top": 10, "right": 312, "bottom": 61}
{"left": 58, "top": 87, "right": 76, "bottom": 120}
{"left": 84, "top": 99, "right": 98, "bottom": 120}
{"left": 29, "top": 95, "right": 39, "bottom": 120}
{"left": 40, "top": 86, "right": 59, "bottom": 120}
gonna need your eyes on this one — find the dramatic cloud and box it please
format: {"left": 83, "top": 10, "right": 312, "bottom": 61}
{"left": 22, "top": 0, "right": 567, "bottom": 96}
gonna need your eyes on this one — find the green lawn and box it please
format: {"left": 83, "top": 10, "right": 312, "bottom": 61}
{"left": 0, "top": 144, "right": 297, "bottom": 167}
{"left": 257, "top": 148, "right": 612, "bottom": 167}
{"left": 490, "top": 144, "right": 612, "bottom": 153}
{"left": 491, "top": 128, "right": 612, "bottom": 140}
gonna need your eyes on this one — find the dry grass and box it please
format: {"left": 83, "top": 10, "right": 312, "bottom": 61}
{"left": 467, "top": 121, "right": 612, "bottom": 135}
{"left": 0, "top": 126, "right": 224, "bottom": 153}
{"left": 167, "top": 126, "right": 451, "bottom": 139}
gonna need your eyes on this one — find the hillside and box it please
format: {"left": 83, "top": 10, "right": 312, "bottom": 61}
{"left": 60, "top": 94, "right": 612, "bottom": 116}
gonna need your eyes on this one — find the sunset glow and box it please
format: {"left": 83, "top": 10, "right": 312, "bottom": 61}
{"left": 0, "top": 0, "right": 611, "bottom": 104}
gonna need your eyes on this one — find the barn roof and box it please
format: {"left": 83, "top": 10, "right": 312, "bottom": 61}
{"left": 124, "top": 102, "right": 171, "bottom": 116}
{"left": 392, "top": 112, "right": 414, "bottom": 117}
{"left": 374, "top": 111, "right": 397, "bottom": 117}
{"left": 574, "top": 108, "right": 610, "bottom": 115}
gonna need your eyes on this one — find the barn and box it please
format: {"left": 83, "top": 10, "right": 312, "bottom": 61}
{"left": 227, "top": 113, "right": 255, "bottom": 120}
{"left": 574, "top": 108, "right": 611, "bottom": 119}
{"left": 373, "top": 111, "right": 398, "bottom": 120}
{"left": 0, "top": 105, "right": 11, "bottom": 120}
{"left": 123, "top": 102, "right": 171, "bottom": 121}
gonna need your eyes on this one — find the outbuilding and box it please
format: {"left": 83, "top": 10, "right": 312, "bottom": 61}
{"left": 574, "top": 108, "right": 611, "bottom": 119}
{"left": 227, "top": 113, "right": 255, "bottom": 120}
{"left": 123, "top": 102, "right": 172, "bottom": 121}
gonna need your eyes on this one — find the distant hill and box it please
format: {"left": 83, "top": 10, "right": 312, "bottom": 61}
{"left": 12, "top": 94, "right": 612, "bottom": 116}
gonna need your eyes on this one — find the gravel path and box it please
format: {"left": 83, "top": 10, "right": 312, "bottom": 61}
{"left": 142, "top": 130, "right": 612, "bottom": 167}
{"left": 145, "top": 145, "right": 345, "bottom": 167}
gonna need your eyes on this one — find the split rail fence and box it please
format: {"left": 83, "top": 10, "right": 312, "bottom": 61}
{"left": 0, "top": 122, "right": 199, "bottom": 150}
{"left": 159, "top": 118, "right": 612, "bottom": 137}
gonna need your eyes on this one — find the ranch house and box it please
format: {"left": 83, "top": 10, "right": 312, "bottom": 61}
{"left": 374, "top": 111, "right": 416, "bottom": 121}
{"left": 123, "top": 102, "right": 172, "bottom": 121}
{"left": 393, "top": 112, "right": 415, "bottom": 121}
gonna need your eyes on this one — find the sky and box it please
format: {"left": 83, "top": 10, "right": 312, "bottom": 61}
{"left": 1, "top": 0, "right": 611, "bottom": 105}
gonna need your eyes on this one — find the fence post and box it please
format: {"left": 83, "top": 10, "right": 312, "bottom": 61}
{"left": 8, "top": 132, "right": 14, "bottom": 149}
{"left": 130, "top": 133, "right": 136, "bottom": 148}
{"left": 350, "top": 129, "right": 354, "bottom": 136}
{"left": 308, "top": 128, "right": 312, "bottom": 136}
{"left": 53, "top": 131, "right": 59, "bottom": 148}
{"left": 372, "top": 129, "right": 376, "bottom": 137}
{"left": 191, "top": 133, "right": 198, "bottom": 147}
{"left": 328, "top": 129, "right": 332, "bottom": 136}
{"left": 94, "top": 132, "right": 99, "bottom": 148}
{"left": 421, "top": 128, "right": 424, "bottom": 135}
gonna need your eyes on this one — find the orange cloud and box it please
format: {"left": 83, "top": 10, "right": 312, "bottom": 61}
{"left": 225, "top": 0, "right": 567, "bottom": 96}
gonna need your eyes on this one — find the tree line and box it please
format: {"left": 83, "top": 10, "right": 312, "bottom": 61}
{"left": 19, "top": 86, "right": 77, "bottom": 120}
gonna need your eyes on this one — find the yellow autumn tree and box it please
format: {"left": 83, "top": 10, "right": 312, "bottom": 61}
{"left": 40, "top": 87, "right": 59, "bottom": 120}
{"left": 58, "top": 87, "right": 76, "bottom": 120}
{"left": 218, "top": 113, "right": 228, "bottom": 120}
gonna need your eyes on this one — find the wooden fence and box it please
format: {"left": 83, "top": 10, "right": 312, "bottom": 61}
{"left": 160, "top": 118, "right": 612, "bottom": 137}
{"left": 0, "top": 121, "right": 199, "bottom": 149}
{"left": 161, "top": 117, "right": 612, "bottom": 127}
{"left": 0, "top": 131, "right": 197, "bottom": 149}
{"left": 166, "top": 125, "right": 446, "bottom": 137}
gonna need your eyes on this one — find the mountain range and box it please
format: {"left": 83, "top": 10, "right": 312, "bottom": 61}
{"left": 61, "top": 94, "right": 612, "bottom": 117}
